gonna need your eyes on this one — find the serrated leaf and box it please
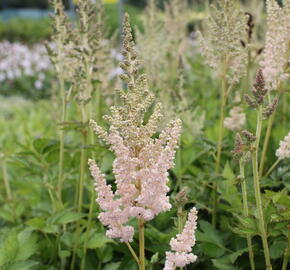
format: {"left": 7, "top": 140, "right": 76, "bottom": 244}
{"left": 15, "top": 229, "right": 38, "bottom": 261}
{"left": 26, "top": 217, "right": 46, "bottom": 230}
{"left": 197, "top": 220, "right": 224, "bottom": 248}
{"left": 0, "top": 232, "right": 18, "bottom": 266}
{"left": 222, "top": 162, "right": 235, "bottom": 180}
{"left": 270, "top": 240, "right": 287, "bottom": 259}
{"left": 5, "top": 260, "right": 39, "bottom": 270}
{"left": 56, "top": 212, "right": 86, "bottom": 224}
{"left": 200, "top": 242, "right": 225, "bottom": 257}
{"left": 87, "top": 233, "right": 114, "bottom": 249}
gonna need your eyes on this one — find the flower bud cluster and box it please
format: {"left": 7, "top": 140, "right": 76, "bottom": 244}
{"left": 88, "top": 14, "right": 182, "bottom": 242}
{"left": 245, "top": 69, "right": 278, "bottom": 119}
{"left": 232, "top": 131, "right": 256, "bottom": 161}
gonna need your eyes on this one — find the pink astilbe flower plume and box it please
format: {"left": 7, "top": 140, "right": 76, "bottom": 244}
{"left": 88, "top": 13, "right": 182, "bottom": 243}
{"left": 164, "top": 208, "right": 198, "bottom": 270}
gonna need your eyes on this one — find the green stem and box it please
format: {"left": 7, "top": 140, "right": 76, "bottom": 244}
{"left": 239, "top": 161, "right": 255, "bottom": 270}
{"left": 259, "top": 84, "right": 283, "bottom": 177}
{"left": 177, "top": 206, "right": 185, "bottom": 270}
{"left": 71, "top": 104, "right": 87, "bottom": 270}
{"left": 57, "top": 77, "right": 66, "bottom": 205}
{"left": 282, "top": 228, "right": 290, "bottom": 270}
{"left": 138, "top": 218, "right": 145, "bottom": 270}
{"left": 175, "top": 138, "right": 182, "bottom": 192}
{"left": 212, "top": 74, "right": 227, "bottom": 227}
{"left": 264, "top": 158, "right": 281, "bottom": 178}
{"left": 251, "top": 106, "right": 272, "bottom": 270}
{"left": 1, "top": 157, "right": 12, "bottom": 200}
{"left": 126, "top": 242, "right": 141, "bottom": 268}
{"left": 259, "top": 113, "right": 274, "bottom": 177}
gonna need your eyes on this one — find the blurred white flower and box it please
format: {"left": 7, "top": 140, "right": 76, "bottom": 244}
{"left": 276, "top": 132, "right": 290, "bottom": 160}
{"left": 34, "top": 80, "right": 43, "bottom": 89}
{"left": 224, "top": 106, "right": 246, "bottom": 131}
{"left": 0, "top": 41, "right": 51, "bottom": 89}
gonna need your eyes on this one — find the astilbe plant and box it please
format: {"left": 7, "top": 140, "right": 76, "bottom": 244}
{"left": 88, "top": 13, "right": 198, "bottom": 270}
{"left": 234, "top": 69, "right": 279, "bottom": 270}
{"left": 46, "top": 0, "right": 75, "bottom": 205}
{"left": 47, "top": 1, "right": 115, "bottom": 268}
{"left": 197, "top": 0, "right": 248, "bottom": 227}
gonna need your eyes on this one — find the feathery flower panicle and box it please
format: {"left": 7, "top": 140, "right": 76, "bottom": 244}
{"left": 261, "top": 0, "right": 290, "bottom": 90}
{"left": 224, "top": 106, "right": 246, "bottom": 131}
{"left": 197, "top": 0, "right": 248, "bottom": 84}
{"left": 46, "top": 0, "right": 76, "bottom": 80}
{"left": 164, "top": 208, "right": 198, "bottom": 270}
{"left": 135, "top": 0, "right": 168, "bottom": 90}
{"left": 88, "top": 13, "right": 182, "bottom": 242}
{"left": 276, "top": 132, "right": 290, "bottom": 159}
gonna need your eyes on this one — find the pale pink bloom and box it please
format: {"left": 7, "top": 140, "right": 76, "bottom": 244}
{"left": 89, "top": 119, "right": 182, "bottom": 242}
{"left": 164, "top": 208, "right": 198, "bottom": 270}
{"left": 276, "top": 132, "right": 290, "bottom": 159}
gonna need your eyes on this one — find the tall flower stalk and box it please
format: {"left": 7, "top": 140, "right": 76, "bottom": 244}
{"left": 232, "top": 132, "right": 256, "bottom": 270}
{"left": 46, "top": 0, "right": 73, "bottom": 205}
{"left": 68, "top": 1, "right": 105, "bottom": 268}
{"left": 88, "top": 13, "right": 199, "bottom": 270}
{"left": 244, "top": 70, "right": 278, "bottom": 269}
{"left": 197, "top": 0, "right": 248, "bottom": 227}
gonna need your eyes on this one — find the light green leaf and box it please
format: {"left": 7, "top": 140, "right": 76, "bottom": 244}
{"left": 87, "top": 233, "right": 114, "bottom": 249}
{"left": 0, "top": 232, "right": 18, "bottom": 266}
{"left": 6, "top": 260, "right": 39, "bottom": 270}
{"left": 15, "top": 229, "right": 38, "bottom": 261}
{"left": 103, "top": 262, "right": 121, "bottom": 270}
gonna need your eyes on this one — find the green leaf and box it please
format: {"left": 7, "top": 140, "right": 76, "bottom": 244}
{"left": 229, "top": 248, "right": 248, "bottom": 263}
{"left": 103, "top": 262, "right": 121, "bottom": 270}
{"left": 222, "top": 162, "right": 235, "bottom": 180}
{"left": 197, "top": 221, "right": 224, "bottom": 248}
{"left": 59, "top": 250, "right": 71, "bottom": 258}
{"left": 33, "top": 138, "right": 57, "bottom": 154}
{"left": 47, "top": 208, "right": 86, "bottom": 225}
{"left": 26, "top": 217, "right": 46, "bottom": 230}
{"left": 0, "top": 232, "right": 18, "bottom": 266}
{"left": 270, "top": 240, "right": 287, "bottom": 259}
{"left": 200, "top": 242, "right": 225, "bottom": 257}
{"left": 87, "top": 233, "right": 114, "bottom": 249}
{"left": 150, "top": 252, "right": 159, "bottom": 264}
{"left": 56, "top": 212, "right": 86, "bottom": 225}
{"left": 15, "top": 229, "right": 38, "bottom": 261}
{"left": 212, "top": 257, "right": 236, "bottom": 270}
{"left": 96, "top": 245, "right": 113, "bottom": 264}
{"left": 5, "top": 260, "right": 39, "bottom": 270}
